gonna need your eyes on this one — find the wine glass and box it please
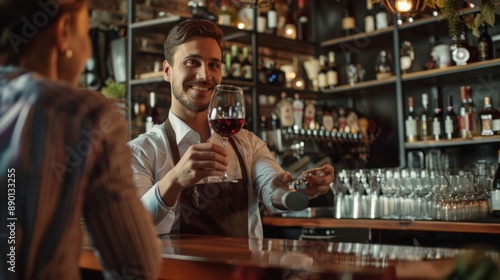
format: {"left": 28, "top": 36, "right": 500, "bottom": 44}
{"left": 207, "top": 84, "right": 246, "bottom": 182}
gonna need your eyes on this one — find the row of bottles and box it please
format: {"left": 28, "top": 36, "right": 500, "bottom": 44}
{"left": 259, "top": 92, "right": 377, "bottom": 150}
{"left": 133, "top": 91, "right": 161, "bottom": 135}
{"left": 405, "top": 88, "right": 500, "bottom": 143}
{"left": 343, "top": 0, "right": 390, "bottom": 36}
{"left": 262, "top": 0, "right": 310, "bottom": 41}
{"left": 222, "top": 45, "right": 253, "bottom": 81}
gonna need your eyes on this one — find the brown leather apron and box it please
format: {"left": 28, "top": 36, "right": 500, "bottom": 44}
{"left": 164, "top": 119, "right": 249, "bottom": 237}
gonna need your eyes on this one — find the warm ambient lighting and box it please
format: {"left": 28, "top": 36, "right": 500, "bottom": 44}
{"left": 383, "top": 0, "right": 426, "bottom": 20}
{"left": 229, "top": 0, "right": 274, "bottom": 8}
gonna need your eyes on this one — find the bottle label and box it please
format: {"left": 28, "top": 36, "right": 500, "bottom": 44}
{"left": 342, "top": 17, "right": 355, "bottom": 31}
{"left": 444, "top": 116, "right": 454, "bottom": 134}
{"left": 323, "top": 115, "right": 334, "bottom": 131}
{"left": 365, "top": 16, "right": 375, "bottom": 33}
{"left": 481, "top": 117, "right": 493, "bottom": 135}
{"left": 491, "top": 190, "right": 500, "bottom": 211}
{"left": 405, "top": 118, "right": 417, "bottom": 139}
{"left": 375, "top": 12, "right": 388, "bottom": 29}
{"left": 432, "top": 119, "right": 441, "bottom": 138}
{"left": 478, "top": 42, "right": 489, "bottom": 60}
{"left": 318, "top": 73, "right": 327, "bottom": 89}
{"left": 493, "top": 119, "right": 500, "bottom": 133}
{"left": 327, "top": 71, "right": 338, "bottom": 87}
{"left": 231, "top": 63, "right": 241, "bottom": 78}
{"left": 242, "top": 65, "right": 252, "bottom": 80}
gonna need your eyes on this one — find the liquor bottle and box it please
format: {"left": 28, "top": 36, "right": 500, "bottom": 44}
{"left": 145, "top": 91, "right": 160, "bottom": 132}
{"left": 342, "top": 1, "right": 356, "bottom": 36}
{"left": 491, "top": 149, "right": 500, "bottom": 217}
{"left": 444, "top": 95, "right": 459, "bottom": 139}
{"left": 296, "top": 0, "right": 309, "bottom": 41}
{"left": 240, "top": 47, "right": 252, "bottom": 81}
{"left": 230, "top": 45, "right": 241, "bottom": 80}
{"left": 292, "top": 93, "right": 304, "bottom": 129}
{"left": 315, "top": 101, "right": 324, "bottom": 130}
{"left": 466, "top": 86, "right": 480, "bottom": 136}
{"left": 337, "top": 107, "right": 347, "bottom": 132}
{"left": 364, "top": 0, "right": 375, "bottom": 33}
{"left": 419, "top": 93, "right": 432, "bottom": 141}
{"left": 327, "top": 51, "right": 339, "bottom": 90}
{"left": 480, "top": 97, "right": 498, "bottom": 136}
{"left": 276, "top": 92, "right": 294, "bottom": 128}
{"left": 225, "top": 52, "right": 232, "bottom": 79}
{"left": 375, "top": 50, "right": 392, "bottom": 80}
{"left": 478, "top": 22, "right": 494, "bottom": 61}
{"left": 267, "top": 2, "right": 277, "bottom": 35}
{"left": 283, "top": 0, "right": 296, "bottom": 39}
{"left": 303, "top": 100, "right": 316, "bottom": 130}
{"left": 432, "top": 99, "right": 444, "bottom": 141}
{"left": 323, "top": 104, "right": 334, "bottom": 132}
{"left": 257, "top": 58, "right": 269, "bottom": 85}
{"left": 405, "top": 96, "right": 419, "bottom": 143}
{"left": 374, "top": 1, "right": 388, "bottom": 30}
{"left": 317, "top": 55, "right": 328, "bottom": 92}
{"left": 458, "top": 86, "right": 472, "bottom": 138}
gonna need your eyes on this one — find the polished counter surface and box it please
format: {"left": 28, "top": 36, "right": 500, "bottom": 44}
{"left": 79, "top": 234, "right": 474, "bottom": 279}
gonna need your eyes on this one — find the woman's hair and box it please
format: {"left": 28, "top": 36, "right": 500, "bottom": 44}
{"left": 163, "top": 19, "right": 223, "bottom": 64}
{"left": 0, "top": 0, "right": 85, "bottom": 62}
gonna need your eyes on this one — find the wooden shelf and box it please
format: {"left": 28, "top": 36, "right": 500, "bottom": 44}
{"left": 262, "top": 216, "right": 500, "bottom": 234}
{"left": 322, "top": 76, "right": 396, "bottom": 94}
{"left": 405, "top": 135, "right": 500, "bottom": 149}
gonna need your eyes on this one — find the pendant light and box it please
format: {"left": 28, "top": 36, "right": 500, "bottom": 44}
{"left": 383, "top": 0, "right": 427, "bottom": 22}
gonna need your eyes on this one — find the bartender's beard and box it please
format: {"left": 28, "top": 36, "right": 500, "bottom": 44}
{"left": 172, "top": 87, "right": 209, "bottom": 113}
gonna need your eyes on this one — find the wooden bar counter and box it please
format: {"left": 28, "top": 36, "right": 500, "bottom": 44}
{"left": 79, "top": 233, "right": 475, "bottom": 280}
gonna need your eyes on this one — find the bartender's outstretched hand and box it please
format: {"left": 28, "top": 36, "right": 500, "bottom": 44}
{"left": 302, "top": 164, "right": 334, "bottom": 199}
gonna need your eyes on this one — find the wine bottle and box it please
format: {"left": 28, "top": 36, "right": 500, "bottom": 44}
{"left": 230, "top": 45, "right": 241, "bottom": 80}
{"left": 466, "top": 86, "right": 480, "bottom": 136}
{"left": 374, "top": 1, "right": 388, "bottom": 30}
{"left": 292, "top": 93, "right": 304, "bottom": 130}
{"left": 444, "top": 95, "right": 459, "bottom": 139}
{"left": 342, "top": 1, "right": 356, "bottom": 36}
{"left": 317, "top": 55, "right": 328, "bottom": 92}
{"left": 432, "top": 106, "right": 443, "bottom": 141}
{"left": 323, "top": 104, "right": 334, "bottom": 132}
{"left": 296, "top": 0, "right": 309, "bottom": 41}
{"left": 405, "top": 96, "right": 419, "bottom": 143}
{"left": 276, "top": 92, "right": 294, "bottom": 128}
{"left": 478, "top": 22, "right": 494, "bottom": 61}
{"left": 327, "top": 51, "right": 339, "bottom": 90}
{"left": 419, "top": 93, "right": 431, "bottom": 141}
{"left": 491, "top": 149, "right": 500, "bottom": 217}
{"left": 283, "top": 0, "right": 296, "bottom": 39}
{"left": 480, "top": 97, "right": 499, "bottom": 136}
{"left": 225, "top": 52, "right": 232, "bottom": 79}
{"left": 458, "top": 86, "right": 472, "bottom": 139}
{"left": 145, "top": 91, "right": 160, "bottom": 132}
{"left": 267, "top": 2, "right": 277, "bottom": 35}
{"left": 364, "top": 0, "right": 375, "bottom": 33}
{"left": 241, "top": 47, "right": 252, "bottom": 81}
{"left": 303, "top": 100, "right": 316, "bottom": 130}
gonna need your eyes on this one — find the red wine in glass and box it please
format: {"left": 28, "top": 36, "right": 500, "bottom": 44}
{"left": 208, "top": 84, "right": 246, "bottom": 183}
{"left": 209, "top": 118, "right": 245, "bottom": 138}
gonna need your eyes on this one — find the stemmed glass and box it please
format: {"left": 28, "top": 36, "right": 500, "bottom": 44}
{"left": 207, "top": 85, "right": 246, "bottom": 183}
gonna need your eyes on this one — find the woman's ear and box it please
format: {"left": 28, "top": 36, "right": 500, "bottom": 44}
{"left": 53, "top": 13, "right": 72, "bottom": 53}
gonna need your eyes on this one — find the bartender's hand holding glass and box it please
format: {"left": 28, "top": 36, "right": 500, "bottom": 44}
{"left": 287, "top": 165, "right": 335, "bottom": 199}
{"left": 207, "top": 84, "right": 246, "bottom": 182}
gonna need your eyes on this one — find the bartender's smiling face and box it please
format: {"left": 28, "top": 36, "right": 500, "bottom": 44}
{"left": 164, "top": 36, "right": 222, "bottom": 113}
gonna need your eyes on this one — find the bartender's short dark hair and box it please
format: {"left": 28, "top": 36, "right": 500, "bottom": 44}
{"left": 164, "top": 19, "right": 223, "bottom": 64}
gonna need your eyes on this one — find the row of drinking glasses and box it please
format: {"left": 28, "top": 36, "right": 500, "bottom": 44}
{"left": 331, "top": 168, "right": 492, "bottom": 220}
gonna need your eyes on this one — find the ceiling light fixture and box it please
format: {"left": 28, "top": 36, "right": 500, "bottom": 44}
{"left": 383, "top": 0, "right": 427, "bottom": 23}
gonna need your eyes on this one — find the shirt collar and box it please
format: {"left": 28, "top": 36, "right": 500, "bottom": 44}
{"left": 168, "top": 111, "right": 202, "bottom": 145}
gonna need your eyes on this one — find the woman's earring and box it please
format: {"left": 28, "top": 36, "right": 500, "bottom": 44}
{"left": 65, "top": 49, "right": 73, "bottom": 59}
